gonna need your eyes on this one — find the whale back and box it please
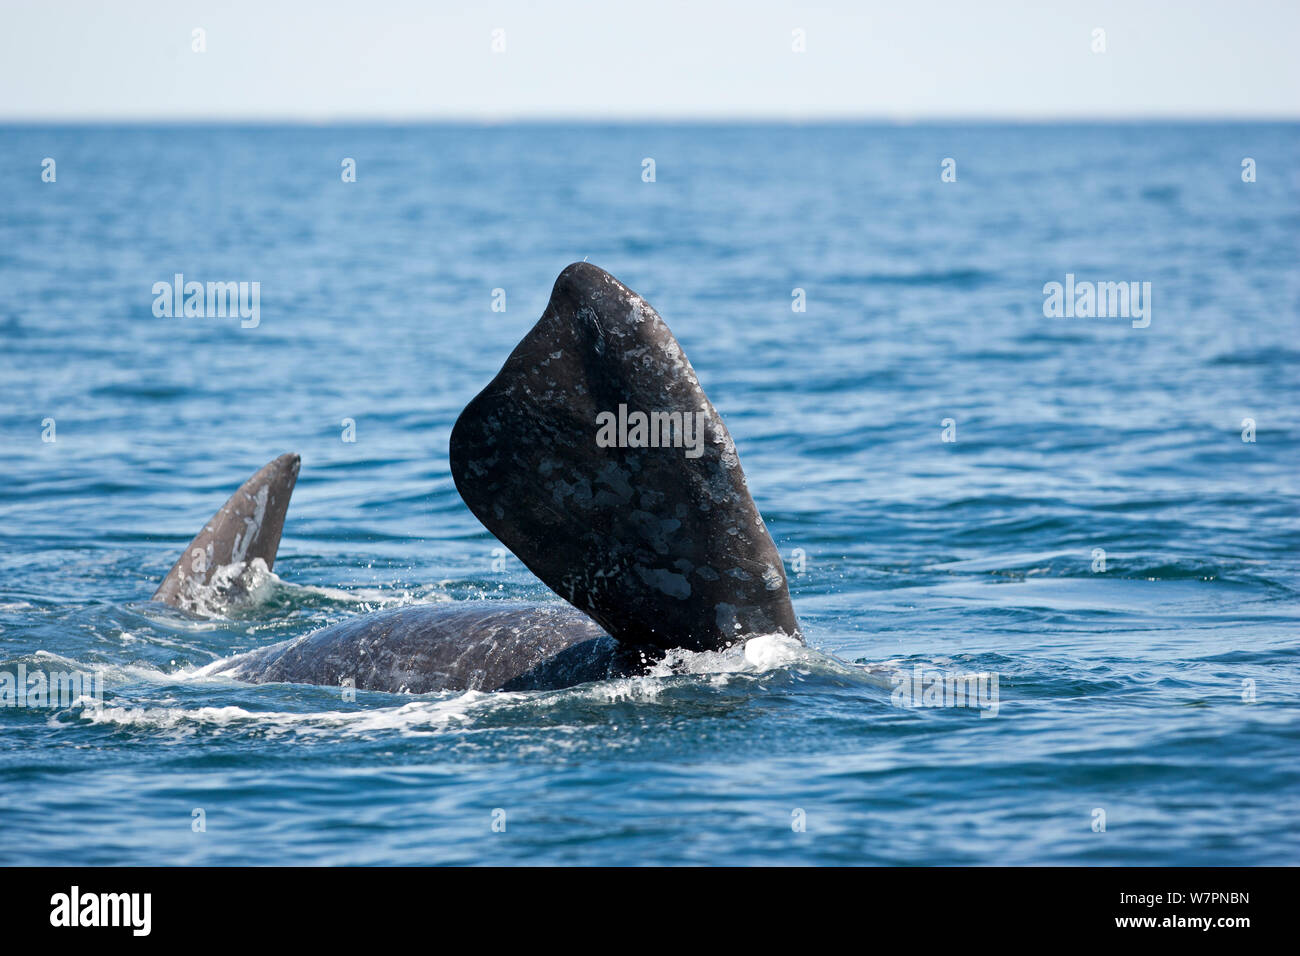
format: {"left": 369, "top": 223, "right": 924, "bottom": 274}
{"left": 212, "top": 601, "right": 624, "bottom": 693}
{"left": 450, "top": 262, "right": 799, "bottom": 652}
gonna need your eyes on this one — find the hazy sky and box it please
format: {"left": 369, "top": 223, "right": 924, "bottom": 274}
{"left": 1, "top": 0, "right": 1296, "bottom": 120}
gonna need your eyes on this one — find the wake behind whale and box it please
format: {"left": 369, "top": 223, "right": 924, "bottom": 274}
{"left": 155, "top": 263, "right": 801, "bottom": 694}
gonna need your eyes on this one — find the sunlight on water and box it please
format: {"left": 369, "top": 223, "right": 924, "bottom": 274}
{"left": 0, "top": 122, "right": 1297, "bottom": 865}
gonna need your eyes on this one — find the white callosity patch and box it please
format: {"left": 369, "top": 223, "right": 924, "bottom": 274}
{"left": 761, "top": 564, "right": 784, "bottom": 591}
{"left": 228, "top": 485, "right": 269, "bottom": 565}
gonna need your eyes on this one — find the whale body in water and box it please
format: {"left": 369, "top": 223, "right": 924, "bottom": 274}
{"left": 157, "top": 263, "right": 800, "bottom": 693}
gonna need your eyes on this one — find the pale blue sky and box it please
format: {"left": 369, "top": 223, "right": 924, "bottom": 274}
{"left": 1, "top": 0, "right": 1296, "bottom": 120}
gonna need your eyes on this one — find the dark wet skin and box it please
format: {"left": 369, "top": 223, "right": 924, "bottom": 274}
{"left": 171, "top": 264, "right": 799, "bottom": 694}
{"left": 152, "top": 453, "right": 300, "bottom": 611}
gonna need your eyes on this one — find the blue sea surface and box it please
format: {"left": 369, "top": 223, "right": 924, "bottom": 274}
{"left": 0, "top": 123, "right": 1297, "bottom": 865}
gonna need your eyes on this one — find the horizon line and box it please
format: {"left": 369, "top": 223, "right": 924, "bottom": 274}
{"left": 3, "top": 113, "right": 1298, "bottom": 126}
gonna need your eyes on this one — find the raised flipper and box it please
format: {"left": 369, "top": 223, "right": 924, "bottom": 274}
{"left": 153, "top": 453, "right": 300, "bottom": 610}
{"left": 450, "top": 262, "right": 799, "bottom": 653}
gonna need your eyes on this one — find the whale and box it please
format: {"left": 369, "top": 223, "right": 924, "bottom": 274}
{"left": 208, "top": 602, "right": 634, "bottom": 693}
{"left": 162, "top": 263, "right": 800, "bottom": 693}
{"left": 152, "top": 452, "right": 300, "bottom": 612}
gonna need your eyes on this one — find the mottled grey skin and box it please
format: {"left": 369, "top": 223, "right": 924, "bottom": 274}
{"left": 210, "top": 602, "right": 636, "bottom": 693}
{"left": 450, "top": 262, "right": 800, "bottom": 653}
{"left": 189, "top": 262, "right": 800, "bottom": 694}
{"left": 152, "top": 453, "right": 300, "bottom": 610}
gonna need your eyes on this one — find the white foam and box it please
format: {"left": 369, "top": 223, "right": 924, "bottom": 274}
{"left": 642, "top": 632, "right": 812, "bottom": 678}
{"left": 44, "top": 622, "right": 906, "bottom": 742}
{"left": 162, "top": 556, "right": 275, "bottom": 618}
{"left": 60, "top": 689, "right": 511, "bottom": 739}
{"left": 158, "top": 557, "right": 452, "bottom": 620}
{"left": 286, "top": 580, "right": 452, "bottom": 609}
{"left": 743, "top": 633, "right": 807, "bottom": 670}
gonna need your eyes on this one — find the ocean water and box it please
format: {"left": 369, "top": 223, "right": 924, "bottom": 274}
{"left": 0, "top": 123, "right": 1297, "bottom": 866}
